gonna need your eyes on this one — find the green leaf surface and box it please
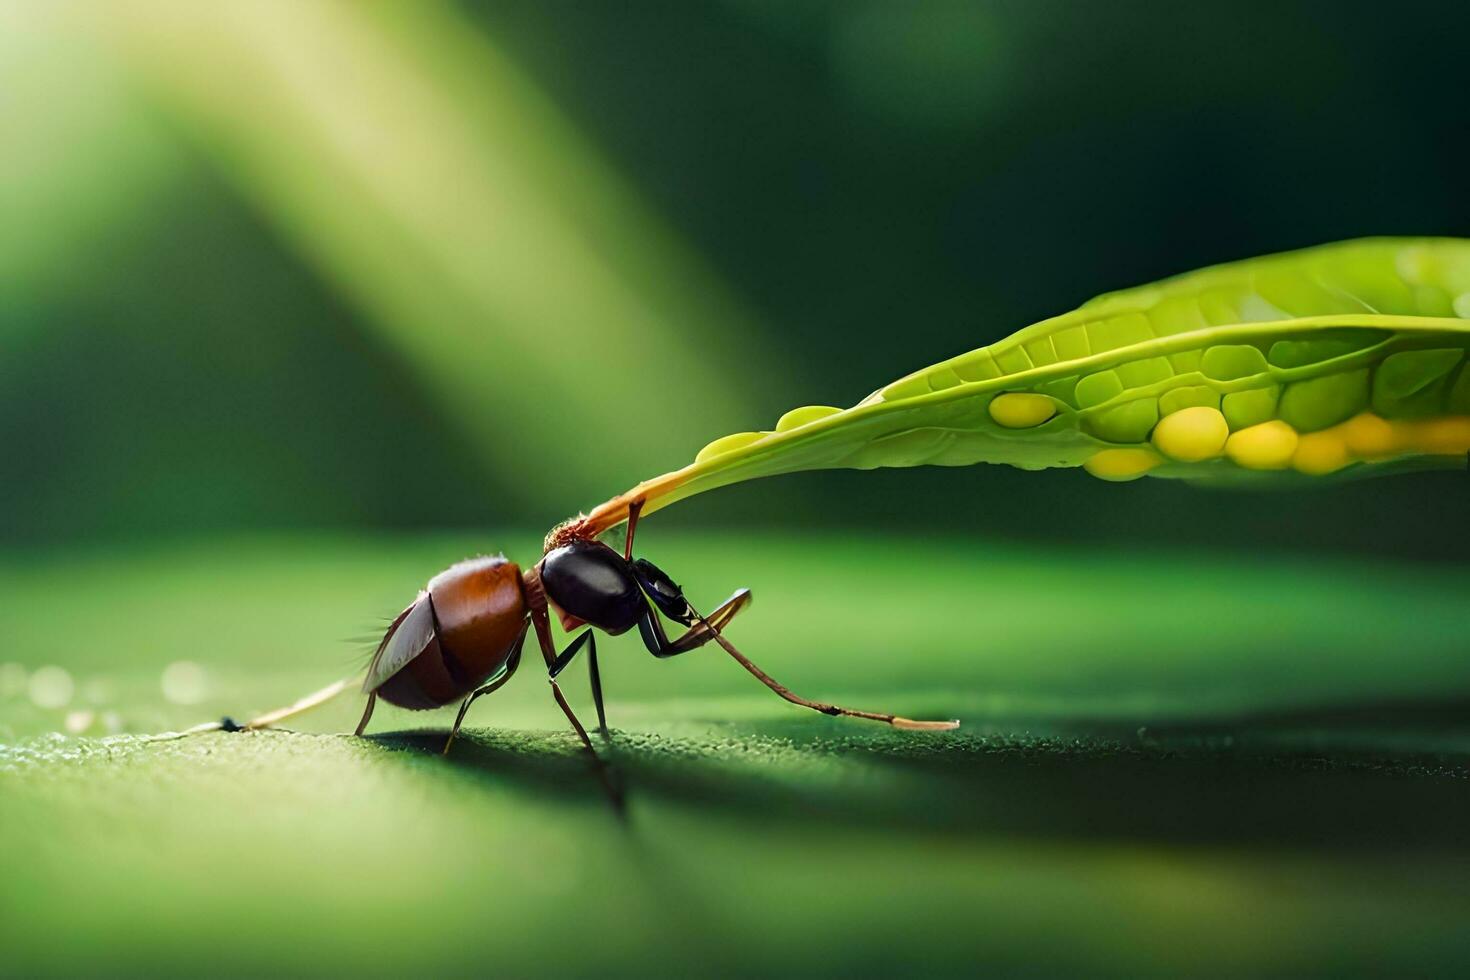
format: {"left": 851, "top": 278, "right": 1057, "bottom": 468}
{"left": 4, "top": 532, "right": 1470, "bottom": 976}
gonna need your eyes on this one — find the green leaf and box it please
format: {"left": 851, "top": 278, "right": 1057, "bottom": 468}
{"left": 575, "top": 239, "right": 1470, "bottom": 537}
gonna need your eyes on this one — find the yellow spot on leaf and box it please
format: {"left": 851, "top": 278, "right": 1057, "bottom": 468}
{"left": 1292, "top": 431, "right": 1350, "bottom": 475}
{"left": 1225, "top": 420, "right": 1298, "bottom": 470}
{"left": 1151, "top": 406, "right": 1229, "bottom": 462}
{"left": 1407, "top": 417, "right": 1470, "bottom": 454}
{"left": 988, "top": 393, "right": 1057, "bottom": 429}
{"left": 1083, "top": 448, "right": 1162, "bottom": 482}
{"left": 1340, "top": 413, "right": 1398, "bottom": 458}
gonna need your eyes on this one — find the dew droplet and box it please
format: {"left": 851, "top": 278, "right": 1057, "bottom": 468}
{"left": 64, "top": 710, "right": 95, "bottom": 735}
{"left": 28, "top": 666, "right": 74, "bottom": 709}
{"left": 161, "top": 661, "right": 207, "bottom": 705}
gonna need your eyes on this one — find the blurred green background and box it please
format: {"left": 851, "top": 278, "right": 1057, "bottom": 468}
{"left": 5, "top": 0, "right": 1469, "bottom": 556}
{"left": 5, "top": 2, "right": 1470, "bottom": 976}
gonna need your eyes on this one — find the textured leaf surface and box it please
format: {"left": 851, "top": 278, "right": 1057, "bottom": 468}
{"left": 4, "top": 533, "right": 1470, "bottom": 976}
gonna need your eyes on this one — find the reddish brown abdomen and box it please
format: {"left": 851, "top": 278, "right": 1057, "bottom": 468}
{"left": 379, "top": 556, "right": 527, "bottom": 710}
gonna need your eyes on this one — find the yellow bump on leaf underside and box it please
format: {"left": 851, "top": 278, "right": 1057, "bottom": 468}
{"left": 1224, "top": 420, "right": 1299, "bottom": 470}
{"left": 1083, "top": 448, "right": 1162, "bottom": 482}
{"left": 1339, "top": 413, "right": 1398, "bottom": 458}
{"left": 1283, "top": 412, "right": 1470, "bottom": 475}
{"left": 1151, "top": 406, "right": 1229, "bottom": 462}
{"left": 1292, "top": 430, "right": 1351, "bottom": 475}
{"left": 987, "top": 393, "right": 1057, "bottom": 429}
{"left": 1414, "top": 416, "right": 1470, "bottom": 453}
{"left": 775, "top": 405, "right": 842, "bottom": 432}
{"left": 695, "top": 431, "right": 767, "bottom": 463}
{"left": 1354, "top": 416, "right": 1470, "bottom": 457}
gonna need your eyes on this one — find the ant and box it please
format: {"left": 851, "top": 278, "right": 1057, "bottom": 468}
{"left": 197, "top": 503, "right": 957, "bottom": 767}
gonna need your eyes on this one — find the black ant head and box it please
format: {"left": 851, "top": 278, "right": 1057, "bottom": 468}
{"left": 539, "top": 539, "right": 644, "bottom": 635}
{"left": 538, "top": 540, "right": 699, "bottom": 634}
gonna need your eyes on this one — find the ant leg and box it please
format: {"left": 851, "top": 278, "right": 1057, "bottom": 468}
{"left": 528, "top": 606, "right": 601, "bottom": 756}
{"left": 442, "top": 640, "right": 523, "bottom": 755}
{"left": 354, "top": 691, "right": 378, "bottom": 736}
{"left": 546, "top": 630, "right": 609, "bottom": 738}
{"left": 548, "top": 630, "right": 594, "bottom": 678}
{"left": 587, "top": 640, "right": 608, "bottom": 736}
{"left": 528, "top": 608, "right": 604, "bottom": 756}
{"left": 524, "top": 577, "right": 623, "bottom": 809}
{"left": 549, "top": 674, "right": 627, "bottom": 809}
{"left": 676, "top": 605, "right": 959, "bottom": 732}
{"left": 548, "top": 679, "right": 596, "bottom": 754}
{"left": 666, "top": 589, "right": 751, "bottom": 653}
{"left": 623, "top": 499, "right": 644, "bottom": 561}
{"left": 637, "top": 589, "right": 753, "bottom": 659}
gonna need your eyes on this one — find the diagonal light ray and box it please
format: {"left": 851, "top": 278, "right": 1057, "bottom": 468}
{"left": 89, "top": 0, "right": 775, "bottom": 507}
